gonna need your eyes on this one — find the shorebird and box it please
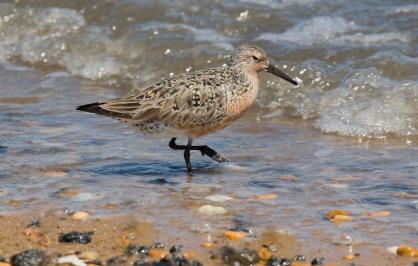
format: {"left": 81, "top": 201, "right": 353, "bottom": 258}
{"left": 77, "top": 44, "right": 298, "bottom": 174}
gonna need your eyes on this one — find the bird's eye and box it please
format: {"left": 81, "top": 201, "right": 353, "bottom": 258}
{"left": 252, "top": 55, "right": 260, "bottom": 61}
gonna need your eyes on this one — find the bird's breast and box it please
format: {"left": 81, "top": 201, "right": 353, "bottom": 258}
{"left": 225, "top": 74, "right": 259, "bottom": 121}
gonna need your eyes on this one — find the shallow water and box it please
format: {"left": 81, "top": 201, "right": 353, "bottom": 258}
{"left": 0, "top": 0, "right": 417, "bottom": 261}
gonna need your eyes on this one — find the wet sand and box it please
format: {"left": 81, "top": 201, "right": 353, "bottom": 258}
{"left": 0, "top": 211, "right": 415, "bottom": 265}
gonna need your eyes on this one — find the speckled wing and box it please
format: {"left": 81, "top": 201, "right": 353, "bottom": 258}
{"left": 100, "top": 68, "right": 228, "bottom": 130}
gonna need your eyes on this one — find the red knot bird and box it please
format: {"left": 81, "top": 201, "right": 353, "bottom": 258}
{"left": 77, "top": 44, "right": 298, "bottom": 174}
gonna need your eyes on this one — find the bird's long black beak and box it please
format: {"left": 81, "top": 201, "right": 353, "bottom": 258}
{"left": 266, "top": 63, "right": 298, "bottom": 86}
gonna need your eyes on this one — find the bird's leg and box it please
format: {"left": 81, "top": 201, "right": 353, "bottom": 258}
{"left": 184, "top": 138, "right": 192, "bottom": 174}
{"left": 169, "top": 137, "right": 193, "bottom": 174}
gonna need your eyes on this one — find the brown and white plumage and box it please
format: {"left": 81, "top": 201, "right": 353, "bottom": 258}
{"left": 77, "top": 43, "right": 298, "bottom": 173}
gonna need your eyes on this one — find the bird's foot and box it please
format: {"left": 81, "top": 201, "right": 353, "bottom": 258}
{"left": 198, "top": 146, "right": 227, "bottom": 163}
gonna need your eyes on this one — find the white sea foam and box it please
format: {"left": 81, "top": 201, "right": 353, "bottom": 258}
{"left": 259, "top": 16, "right": 410, "bottom": 48}
{"left": 240, "top": 0, "right": 320, "bottom": 9}
{"left": 139, "top": 22, "right": 233, "bottom": 50}
{"left": 0, "top": 6, "right": 234, "bottom": 80}
{"left": 389, "top": 4, "right": 418, "bottom": 14}
{"left": 258, "top": 16, "right": 356, "bottom": 46}
{"left": 0, "top": 6, "right": 125, "bottom": 80}
{"left": 337, "top": 32, "right": 411, "bottom": 46}
{"left": 314, "top": 69, "right": 418, "bottom": 138}
{"left": 262, "top": 60, "right": 418, "bottom": 138}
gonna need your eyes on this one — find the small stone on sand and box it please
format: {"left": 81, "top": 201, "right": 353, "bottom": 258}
{"left": 183, "top": 251, "right": 195, "bottom": 259}
{"left": 148, "top": 249, "right": 170, "bottom": 259}
{"left": 396, "top": 245, "right": 418, "bottom": 257}
{"left": 362, "top": 210, "right": 391, "bottom": 218}
{"left": 257, "top": 247, "right": 271, "bottom": 260}
{"left": 324, "top": 209, "right": 350, "bottom": 220}
{"left": 201, "top": 242, "right": 215, "bottom": 248}
{"left": 291, "top": 262, "right": 310, "bottom": 266}
{"left": 224, "top": 231, "right": 246, "bottom": 241}
{"left": 279, "top": 175, "right": 298, "bottom": 182}
{"left": 44, "top": 170, "right": 68, "bottom": 178}
{"left": 72, "top": 211, "right": 90, "bottom": 221}
{"left": 57, "top": 187, "right": 80, "bottom": 198}
{"left": 325, "top": 183, "right": 348, "bottom": 189}
{"left": 198, "top": 205, "right": 227, "bottom": 215}
{"left": 248, "top": 194, "right": 277, "bottom": 201}
{"left": 205, "top": 194, "right": 234, "bottom": 202}
{"left": 330, "top": 215, "right": 353, "bottom": 223}
{"left": 57, "top": 255, "right": 87, "bottom": 266}
{"left": 78, "top": 251, "right": 98, "bottom": 261}
{"left": 386, "top": 246, "right": 399, "bottom": 255}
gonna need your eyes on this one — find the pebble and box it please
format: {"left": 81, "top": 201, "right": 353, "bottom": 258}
{"left": 386, "top": 246, "right": 399, "bottom": 255}
{"left": 57, "top": 255, "right": 87, "bottom": 266}
{"left": 292, "top": 255, "right": 306, "bottom": 261}
{"left": 57, "top": 187, "right": 80, "bottom": 198}
{"left": 106, "top": 256, "right": 126, "bottom": 266}
{"left": 58, "top": 231, "right": 93, "bottom": 244}
{"left": 183, "top": 251, "right": 195, "bottom": 259}
{"left": 78, "top": 251, "right": 98, "bottom": 261}
{"left": 324, "top": 209, "right": 350, "bottom": 220}
{"left": 224, "top": 230, "right": 247, "bottom": 240}
{"left": 361, "top": 210, "right": 391, "bottom": 218}
{"left": 291, "top": 262, "right": 309, "bottom": 266}
{"left": 249, "top": 194, "right": 278, "bottom": 201}
{"left": 27, "top": 219, "right": 41, "bottom": 228}
{"left": 148, "top": 249, "right": 169, "bottom": 259}
{"left": 279, "top": 175, "right": 298, "bottom": 182}
{"left": 330, "top": 214, "right": 354, "bottom": 223}
{"left": 311, "top": 257, "right": 325, "bottom": 265}
{"left": 201, "top": 242, "right": 214, "bottom": 248}
{"left": 230, "top": 225, "right": 256, "bottom": 237}
{"left": 325, "top": 209, "right": 353, "bottom": 223}
{"left": 11, "top": 249, "right": 50, "bottom": 266}
{"left": 221, "top": 246, "right": 260, "bottom": 265}
{"left": 198, "top": 205, "right": 227, "bottom": 215}
{"left": 151, "top": 242, "right": 165, "bottom": 249}
{"left": 396, "top": 245, "right": 418, "bottom": 257}
{"left": 44, "top": 170, "right": 68, "bottom": 178}
{"left": 325, "top": 183, "right": 349, "bottom": 189}
{"left": 169, "top": 245, "right": 183, "bottom": 255}
{"left": 72, "top": 211, "right": 90, "bottom": 221}
{"left": 342, "top": 254, "right": 354, "bottom": 260}
{"left": 124, "top": 244, "right": 149, "bottom": 256}
{"left": 205, "top": 194, "right": 234, "bottom": 202}
{"left": 266, "top": 257, "right": 291, "bottom": 266}
{"left": 263, "top": 244, "right": 277, "bottom": 253}
{"left": 101, "top": 203, "right": 118, "bottom": 210}
{"left": 258, "top": 247, "right": 272, "bottom": 261}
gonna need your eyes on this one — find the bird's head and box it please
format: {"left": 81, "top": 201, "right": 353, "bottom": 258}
{"left": 228, "top": 43, "right": 298, "bottom": 86}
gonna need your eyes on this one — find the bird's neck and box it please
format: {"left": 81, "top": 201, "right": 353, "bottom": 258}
{"left": 230, "top": 66, "right": 259, "bottom": 95}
